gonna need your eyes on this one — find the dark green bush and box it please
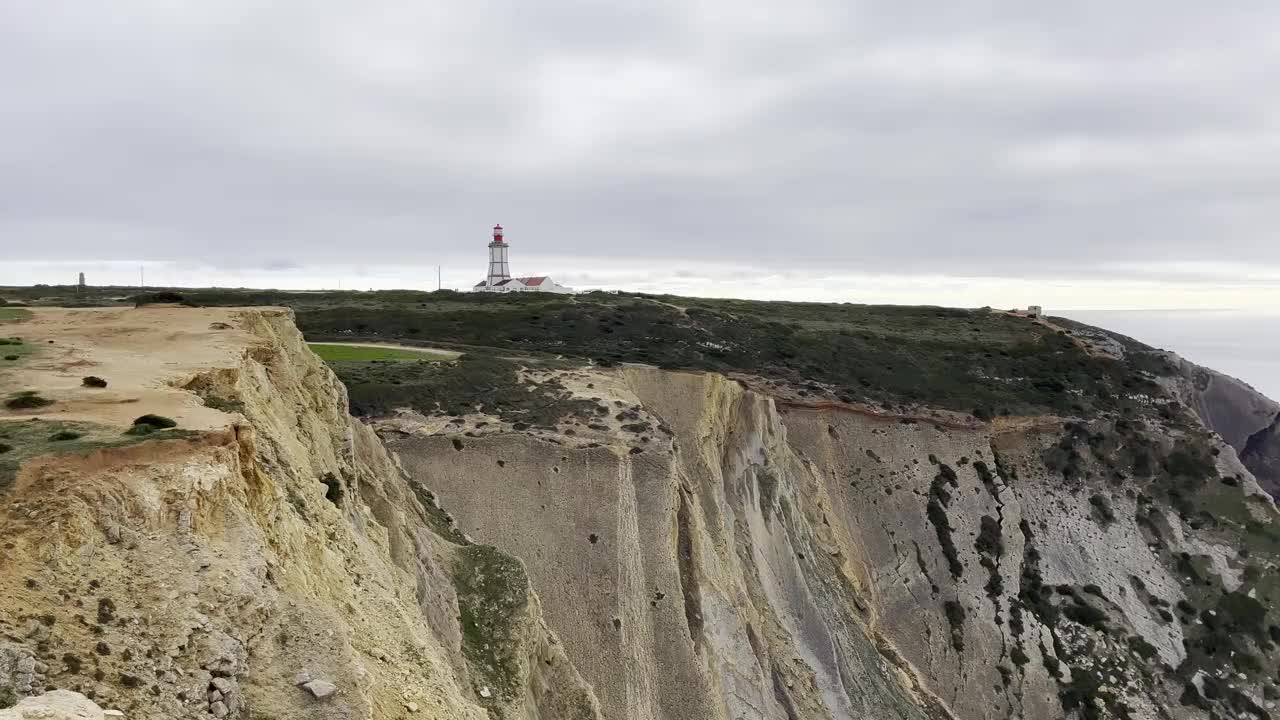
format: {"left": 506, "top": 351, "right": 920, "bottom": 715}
{"left": 321, "top": 472, "right": 344, "bottom": 506}
{"left": 1063, "top": 602, "right": 1108, "bottom": 629}
{"left": 132, "top": 414, "right": 177, "bottom": 429}
{"left": 5, "top": 392, "right": 53, "bottom": 410}
{"left": 943, "top": 600, "right": 966, "bottom": 651}
{"left": 1089, "top": 494, "right": 1116, "bottom": 525}
{"left": 82, "top": 376, "right": 108, "bottom": 388}
{"left": 48, "top": 430, "right": 82, "bottom": 442}
{"left": 132, "top": 291, "right": 187, "bottom": 306}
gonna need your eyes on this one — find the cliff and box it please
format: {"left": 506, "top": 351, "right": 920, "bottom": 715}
{"left": 1055, "top": 316, "right": 1280, "bottom": 498}
{"left": 0, "top": 307, "right": 597, "bottom": 719}
{"left": 2, "top": 305, "right": 1277, "bottom": 720}
{"left": 388, "top": 365, "right": 1279, "bottom": 720}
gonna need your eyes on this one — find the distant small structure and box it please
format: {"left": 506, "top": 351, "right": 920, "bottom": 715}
{"left": 472, "top": 224, "right": 573, "bottom": 294}
{"left": 1027, "top": 305, "right": 1043, "bottom": 318}
{"left": 77, "top": 272, "right": 86, "bottom": 294}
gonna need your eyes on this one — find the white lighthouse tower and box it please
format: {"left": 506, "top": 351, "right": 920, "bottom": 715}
{"left": 485, "top": 224, "right": 511, "bottom": 288}
{"left": 472, "top": 224, "right": 574, "bottom": 293}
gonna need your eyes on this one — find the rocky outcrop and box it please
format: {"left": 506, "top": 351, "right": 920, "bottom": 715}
{"left": 1164, "top": 357, "right": 1280, "bottom": 497}
{"left": 0, "top": 308, "right": 597, "bottom": 719}
{"left": 1242, "top": 413, "right": 1280, "bottom": 497}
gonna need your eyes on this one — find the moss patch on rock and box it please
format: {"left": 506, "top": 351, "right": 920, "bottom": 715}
{"left": 454, "top": 544, "right": 529, "bottom": 706}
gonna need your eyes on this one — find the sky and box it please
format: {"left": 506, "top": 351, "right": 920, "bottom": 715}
{"left": 2, "top": 0, "right": 1278, "bottom": 312}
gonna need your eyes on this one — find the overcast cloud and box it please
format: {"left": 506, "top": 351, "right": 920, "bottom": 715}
{"left": 2, "top": 1, "right": 1278, "bottom": 301}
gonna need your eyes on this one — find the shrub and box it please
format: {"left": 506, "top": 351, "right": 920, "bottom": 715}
{"left": 132, "top": 414, "right": 177, "bottom": 429}
{"left": 0, "top": 442, "right": 11, "bottom": 454}
{"left": 943, "top": 600, "right": 967, "bottom": 651}
{"left": 1089, "top": 494, "right": 1116, "bottom": 525}
{"left": 49, "top": 430, "right": 82, "bottom": 442}
{"left": 5, "top": 392, "right": 53, "bottom": 410}
{"left": 320, "top": 473, "right": 344, "bottom": 505}
{"left": 132, "top": 291, "right": 187, "bottom": 306}
{"left": 200, "top": 395, "right": 244, "bottom": 414}
{"left": 0, "top": 686, "right": 16, "bottom": 710}
{"left": 1063, "top": 602, "right": 1109, "bottom": 629}
{"left": 1128, "top": 636, "right": 1159, "bottom": 660}
{"left": 81, "top": 376, "right": 108, "bottom": 388}
{"left": 3, "top": 355, "right": 16, "bottom": 361}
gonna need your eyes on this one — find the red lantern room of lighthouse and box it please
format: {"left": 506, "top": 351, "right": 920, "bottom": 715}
{"left": 486, "top": 224, "right": 511, "bottom": 286}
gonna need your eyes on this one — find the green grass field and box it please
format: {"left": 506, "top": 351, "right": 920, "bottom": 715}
{"left": 0, "top": 308, "right": 34, "bottom": 365}
{"left": 308, "top": 343, "right": 454, "bottom": 363}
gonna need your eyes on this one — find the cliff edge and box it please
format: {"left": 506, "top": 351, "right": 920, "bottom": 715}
{"left": 0, "top": 307, "right": 598, "bottom": 719}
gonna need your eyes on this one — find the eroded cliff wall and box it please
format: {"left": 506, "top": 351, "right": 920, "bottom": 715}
{"left": 0, "top": 308, "right": 598, "bottom": 720}
{"left": 392, "top": 365, "right": 1280, "bottom": 720}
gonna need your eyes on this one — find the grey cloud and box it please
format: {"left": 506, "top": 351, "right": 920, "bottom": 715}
{"left": 1, "top": 0, "right": 1276, "bottom": 281}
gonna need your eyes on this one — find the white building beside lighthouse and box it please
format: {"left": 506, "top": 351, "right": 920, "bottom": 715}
{"left": 472, "top": 224, "right": 573, "bottom": 294}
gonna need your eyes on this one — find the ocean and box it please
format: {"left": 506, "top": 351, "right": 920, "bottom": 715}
{"left": 1061, "top": 309, "right": 1280, "bottom": 403}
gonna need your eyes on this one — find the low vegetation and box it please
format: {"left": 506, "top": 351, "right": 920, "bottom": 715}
{"left": 4, "top": 391, "right": 53, "bottom": 410}
{"left": 1, "top": 286, "right": 1172, "bottom": 418}
{"left": 82, "top": 376, "right": 108, "bottom": 388}
{"left": 132, "top": 291, "right": 188, "bottom": 306}
{"left": 0, "top": 419, "right": 166, "bottom": 492}
{"left": 454, "top": 544, "right": 529, "bottom": 704}
{"left": 125, "top": 414, "right": 180, "bottom": 436}
{"left": 330, "top": 354, "right": 597, "bottom": 426}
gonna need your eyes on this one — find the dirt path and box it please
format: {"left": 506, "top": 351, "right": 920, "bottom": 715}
{"left": 311, "top": 341, "right": 462, "bottom": 358}
{"left": 998, "top": 309, "right": 1118, "bottom": 359}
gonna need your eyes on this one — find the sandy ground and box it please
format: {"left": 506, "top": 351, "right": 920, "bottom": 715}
{"left": 0, "top": 306, "right": 267, "bottom": 430}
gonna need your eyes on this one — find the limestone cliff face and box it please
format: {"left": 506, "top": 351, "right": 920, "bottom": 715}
{"left": 4, "top": 308, "right": 1277, "bottom": 720}
{"left": 391, "top": 366, "right": 1280, "bottom": 720}
{"left": 0, "top": 308, "right": 597, "bottom": 720}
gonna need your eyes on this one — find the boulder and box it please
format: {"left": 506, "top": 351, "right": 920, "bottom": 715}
{"left": 303, "top": 680, "right": 337, "bottom": 700}
{"left": 0, "top": 690, "right": 105, "bottom": 720}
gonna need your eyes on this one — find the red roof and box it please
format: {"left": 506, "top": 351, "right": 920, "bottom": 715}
{"left": 516, "top": 276, "right": 546, "bottom": 286}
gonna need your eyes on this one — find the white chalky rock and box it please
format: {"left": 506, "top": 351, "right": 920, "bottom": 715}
{"left": 303, "top": 680, "right": 337, "bottom": 700}
{"left": 0, "top": 690, "right": 105, "bottom": 720}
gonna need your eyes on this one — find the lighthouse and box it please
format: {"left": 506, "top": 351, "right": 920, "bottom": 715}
{"left": 472, "top": 224, "right": 574, "bottom": 293}
{"left": 486, "top": 224, "right": 511, "bottom": 287}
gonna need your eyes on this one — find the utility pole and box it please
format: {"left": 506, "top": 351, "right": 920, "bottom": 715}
{"left": 139, "top": 265, "right": 144, "bottom": 288}
{"left": 437, "top": 265, "right": 441, "bottom": 291}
